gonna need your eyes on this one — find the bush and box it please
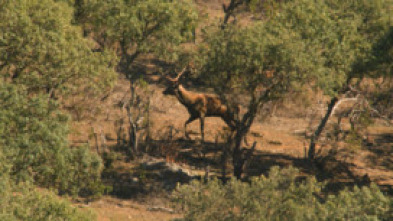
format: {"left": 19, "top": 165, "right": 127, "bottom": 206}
{"left": 173, "top": 167, "right": 392, "bottom": 221}
{"left": 0, "top": 149, "right": 95, "bottom": 221}
{"left": 0, "top": 83, "right": 104, "bottom": 197}
{"left": 56, "top": 146, "right": 107, "bottom": 198}
{"left": 0, "top": 180, "right": 95, "bottom": 221}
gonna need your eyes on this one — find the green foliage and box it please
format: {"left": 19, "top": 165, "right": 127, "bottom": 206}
{"left": 79, "top": 0, "right": 198, "bottom": 71}
{"left": 198, "top": 0, "right": 392, "bottom": 164}
{"left": 201, "top": 0, "right": 391, "bottom": 97}
{"left": 365, "top": 26, "right": 393, "bottom": 118}
{"left": 324, "top": 184, "right": 390, "bottom": 220}
{"left": 0, "top": 182, "right": 95, "bottom": 221}
{"left": 55, "top": 145, "right": 106, "bottom": 197}
{"left": 248, "top": 0, "right": 291, "bottom": 17}
{"left": 198, "top": 22, "right": 302, "bottom": 177}
{"left": 173, "top": 167, "right": 392, "bottom": 221}
{"left": 267, "top": 0, "right": 391, "bottom": 96}
{"left": 0, "top": 0, "right": 117, "bottom": 98}
{"left": 199, "top": 23, "right": 295, "bottom": 97}
{"left": 0, "top": 150, "right": 95, "bottom": 221}
{"left": 365, "top": 26, "right": 393, "bottom": 77}
{"left": 0, "top": 83, "right": 104, "bottom": 197}
{"left": 0, "top": 83, "right": 68, "bottom": 182}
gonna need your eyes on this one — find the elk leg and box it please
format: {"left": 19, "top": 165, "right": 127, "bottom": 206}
{"left": 185, "top": 115, "right": 198, "bottom": 139}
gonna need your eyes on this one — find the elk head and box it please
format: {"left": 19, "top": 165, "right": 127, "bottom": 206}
{"left": 161, "top": 66, "right": 187, "bottom": 96}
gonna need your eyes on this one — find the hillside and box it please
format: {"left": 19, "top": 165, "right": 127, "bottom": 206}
{"left": 1, "top": 0, "right": 392, "bottom": 220}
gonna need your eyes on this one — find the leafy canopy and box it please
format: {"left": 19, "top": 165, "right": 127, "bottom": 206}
{"left": 0, "top": 0, "right": 117, "bottom": 97}
{"left": 174, "top": 167, "right": 392, "bottom": 221}
{"left": 80, "top": 0, "right": 199, "bottom": 70}
{"left": 0, "top": 167, "right": 94, "bottom": 221}
{"left": 0, "top": 176, "right": 94, "bottom": 221}
{"left": 199, "top": 23, "right": 297, "bottom": 97}
{"left": 0, "top": 83, "right": 104, "bottom": 197}
{"left": 365, "top": 26, "right": 393, "bottom": 77}
{"left": 268, "top": 0, "right": 392, "bottom": 96}
{"left": 200, "top": 0, "right": 391, "bottom": 98}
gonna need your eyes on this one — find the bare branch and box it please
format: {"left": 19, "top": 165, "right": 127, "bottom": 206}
{"left": 363, "top": 98, "right": 393, "bottom": 126}
{"left": 330, "top": 97, "right": 361, "bottom": 117}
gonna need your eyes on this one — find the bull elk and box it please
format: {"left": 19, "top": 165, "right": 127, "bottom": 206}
{"left": 160, "top": 66, "right": 239, "bottom": 142}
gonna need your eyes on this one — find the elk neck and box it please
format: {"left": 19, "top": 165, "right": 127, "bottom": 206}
{"left": 174, "top": 84, "right": 199, "bottom": 106}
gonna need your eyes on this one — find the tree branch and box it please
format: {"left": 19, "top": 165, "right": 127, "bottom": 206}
{"left": 222, "top": 0, "right": 245, "bottom": 29}
{"left": 308, "top": 96, "right": 339, "bottom": 160}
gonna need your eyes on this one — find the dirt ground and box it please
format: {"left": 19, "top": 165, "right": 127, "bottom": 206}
{"left": 77, "top": 197, "right": 180, "bottom": 221}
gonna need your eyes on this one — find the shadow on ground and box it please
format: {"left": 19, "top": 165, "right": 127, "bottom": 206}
{"left": 366, "top": 133, "right": 393, "bottom": 170}
{"left": 99, "top": 129, "right": 393, "bottom": 200}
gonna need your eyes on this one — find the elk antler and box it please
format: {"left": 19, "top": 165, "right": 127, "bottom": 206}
{"left": 173, "top": 66, "right": 188, "bottom": 81}
{"left": 158, "top": 65, "right": 188, "bottom": 82}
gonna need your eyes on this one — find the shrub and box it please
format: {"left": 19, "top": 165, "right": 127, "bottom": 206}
{"left": 56, "top": 146, "right": 106, "bottom": 198}
{"left": 173, "top": 167, "right": 392, "bottom": 221}
{"left": 0, "top": 83, "right": 104, "bottom": 197}
{"left": 0, "top": 180, "right": 95, "bottom": 221}
{"left": 0, "top": 149, "right": 95, "bottom": 221}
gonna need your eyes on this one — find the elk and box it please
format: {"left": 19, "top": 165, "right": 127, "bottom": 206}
{"left": 160, "top": 66, "right": 239, "bottom": 142}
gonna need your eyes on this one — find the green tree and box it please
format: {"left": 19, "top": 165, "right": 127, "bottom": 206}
{"left": 75, "top": 0, "right": 199, "bottom": 157}
{"left": 0, "top": 136, "right": 95, "bottom": 220}
{"left": 173, "top": 167, "right": 392, "bottom": 221}
{"left": 0, "top": 179, "right": 94, "bottom": 220}
{"left": 78, "top": 0, "right": 198, "bottom": 77}
{"left": 220, "top": 0, "right": 287, "bottom": 28}
{"left": 364, "top": 26, "right": 393, "bottom": 77}
{"left": 0, "top": 83, "right": 104, "bottom": 197}
{"left": 361, "top": 26, "right": 393, "bottom": 121}
{"left": 198, "top": 0, "right": 391, "bottom": 176}
{"left": 0, "top": 0, "right": 117, "bottom": 99}
{"left": 198, "top": 23, "right": 300, "bottom": 178}
{"left": 261, "top": 0, "right": 391, "bottom": 159}
{"left": 0, "top": 181, "right": 95, "bottom": 221}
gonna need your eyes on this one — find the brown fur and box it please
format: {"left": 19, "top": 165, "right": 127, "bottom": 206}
{"left": 163, "top": 79, "right": 238, "bottom": 141}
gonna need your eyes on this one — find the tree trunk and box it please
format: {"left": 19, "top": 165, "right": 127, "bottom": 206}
{"left": 100, "top": 128, "right": 107, "bottom": 154}
{"left": 92, "top": 127, "right": 100, "bottom": 154}
{"left": 232, "top": 95, "right": 261, "bottom": 179}
{"left": 308, "top": 97, "right": 339, "bottom": 160}
{"left": 116, "top": 119, "right": 124, "bottom": 146}
{"left": 74, "top": 0, "right": 85, "bottom": 23}
{"left": 232, "top": 128, "right": 247, "bottom": 179}
{"left": 126, "top": 106, "right": 137, "bottom": 156}
{"left": 232, "top": 141, "right": 255, "bottom": 179}
{"left": 221, "top": 0, "right": 243, "bottom": 29}
{"left": 125, "top": 80, "right": 139, "bottom": 157}
{"left": 221, "top": 141, "right": 228, "bottom": 181}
